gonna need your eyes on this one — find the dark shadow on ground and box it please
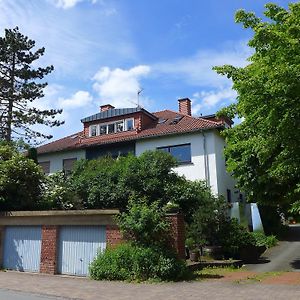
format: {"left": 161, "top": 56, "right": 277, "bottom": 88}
{"left": 244, "top": 257, "right": 270, "bottom": 265}
{"left": 283, "top": 225, "right": 300, "bottom": 242}
{"left": 290, "top": 259, "right": 300, "bottom": 270}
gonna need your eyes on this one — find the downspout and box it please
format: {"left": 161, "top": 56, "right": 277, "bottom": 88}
{"left": 202, "top": 131, "right": 210, "bottom": 187}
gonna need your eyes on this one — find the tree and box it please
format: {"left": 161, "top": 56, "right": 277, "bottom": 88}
{"left": 213, "top": 3, "right": 300, "bottom": 211}
{"left": 0, "top": 143, "right": 46, "bottom": 210}
{"left": 0, "top": 27, "right": 63, "bottom": 143}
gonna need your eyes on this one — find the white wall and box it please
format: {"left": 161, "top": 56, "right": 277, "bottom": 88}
{"left": 135, "top": 132, "right": 219, "bottom": 194}
{"left": 213, "top": 132, "right": 239, "bottom": 202}
{"left": 37, "top": 150, "right": 86, "bottom": 174}
{"left": 136, "top": 130, "right": 238, "bottom": 200}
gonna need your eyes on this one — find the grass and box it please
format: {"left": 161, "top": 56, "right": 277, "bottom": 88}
{"left": 194, "top": 266, "right": 240, "bottom": 280}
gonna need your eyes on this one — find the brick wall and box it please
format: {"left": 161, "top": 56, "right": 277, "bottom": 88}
{"left": 166, "top": 213, "right": 186, "bottom": 259}
{"left": 40, "top": 225, "right": 58, "bottom": 274}
{"left": 105, "top": 214, "right": 185, "bottom": 258}
{"left": 106, "top": 225, "right": 123, "bottom": 247}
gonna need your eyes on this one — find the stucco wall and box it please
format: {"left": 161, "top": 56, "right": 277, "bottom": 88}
{"left": 213, "top": 132, "right": 239, "bottom": 202}
{"left": 135, "top": 131, "right": 219, "bottom": 195}
{"left": 37, "top": 150, "right": 86, "bottom": 174}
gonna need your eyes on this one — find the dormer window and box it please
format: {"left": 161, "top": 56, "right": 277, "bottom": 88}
{"left": 89, "top": 118, "right": 134, "bottom": 137}
{"left": 126, "top": 119, "right": 134, "bottom": 131}
{"left": 90, "top": 125, "right": 97, "bottom": 137}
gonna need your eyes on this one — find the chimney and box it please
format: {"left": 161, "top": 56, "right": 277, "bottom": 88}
{"left": 100, "top": 104, "right": 115, "bottom": 112}
{"left": 178, "top": 98, "right": 191, "bottom": 116}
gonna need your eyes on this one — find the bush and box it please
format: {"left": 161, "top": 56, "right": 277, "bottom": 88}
{"left": 250, "top": 232, "right": 278, "bottom": 248}
{"left": 186, "top": 195, "right": 229, "bottom": 246}
{"left": 117, "top": 196, "right": 170, "bottom": 248}
{"left": 89, "top": 243, "right": 187, "bottom": 281}
{"left": 0, "top": 144, "right": 46, "bottom": 210}
{"left": 42, "top": 172, "right": 82, "bottom": 210}
{"left": 217, "top": 218, "right": 254, "bottom": 258}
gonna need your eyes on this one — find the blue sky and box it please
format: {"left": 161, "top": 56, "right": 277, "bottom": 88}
{"left": 0, "top": 0, "right": 293, "bottom": 141}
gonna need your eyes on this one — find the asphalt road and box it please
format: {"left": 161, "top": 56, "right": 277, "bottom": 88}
{"left": 246, "top": 225, "right": 300, "bottom": 272}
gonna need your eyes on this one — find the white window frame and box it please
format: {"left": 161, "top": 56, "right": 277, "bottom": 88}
{"left": 125, "top": 118, "right": 134, "bottom": 131}
{"left": 89, "top": 125, "right": 98, "bottom": 137}
{"left": 89, "top": 118, "right": 134, "bottom": 137}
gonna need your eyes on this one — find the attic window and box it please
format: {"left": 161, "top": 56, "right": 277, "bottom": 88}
{"left": 158, "top": 118, "right": 166, "bottom": 124}
{"left": 171, "top": 115, "right": 183, "bottom": 124}
{"left": 89, "top": 118, "right": 134, "bottom": 137}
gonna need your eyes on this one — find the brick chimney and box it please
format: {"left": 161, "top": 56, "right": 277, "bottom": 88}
{"left": 100, "top": 104, "right": 115, "bottom": 112}
{"left": 178, "top": 98, "right": 191, "bottom": 116}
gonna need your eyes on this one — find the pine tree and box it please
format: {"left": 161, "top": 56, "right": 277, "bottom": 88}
{"left": 0, "top": 27, "right": 63, "bottom": 143}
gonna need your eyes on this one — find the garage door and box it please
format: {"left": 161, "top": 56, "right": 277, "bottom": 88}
{"left": 57, "top": 226, "right": 106, "bottom": 276}
{"left": 3, "top": 226, "right": 42, "bottom": 272}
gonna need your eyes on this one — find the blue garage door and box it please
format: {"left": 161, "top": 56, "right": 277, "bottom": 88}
{"left": 57, "top": 226, "right": 106, "bottom": 276}
{"left": 3, "top": 226, "right": 42, "bottom": 272}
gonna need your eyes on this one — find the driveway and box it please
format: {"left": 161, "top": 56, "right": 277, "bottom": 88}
{"left": 0, "top": 271, "right": 300, "bottom": 300}
{"left": 246, "top": 225, "right": 300, "bottom": 272}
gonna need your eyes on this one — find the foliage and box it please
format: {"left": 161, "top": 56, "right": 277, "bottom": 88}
{"left": 0, "top": 27, "right": 63, "bottom": 143}
{"left": 186, "top": 195, "right": 229, "bottom": 246}
{"left": 250, "top": 232, "right": 278, "bottom": 248}
{"left": 89, "top": 243, "right": 187, "bottom": 282}
{"left": 0, "top": 143, "right": 46, "bottom": 210}
{"left": 117, "top": 196, "right": 170, "bottom": 248}
{"left": 69, "top": 151, "right": 224, "bottom": 226}
{"left": 213, "top": 3, "right": 300, "bottom": 212}
{"left": 42, "top": 171, "right": 82, "bottom": 210}
{"left": 217, "top": 218, "right": 254, "bottom": 258}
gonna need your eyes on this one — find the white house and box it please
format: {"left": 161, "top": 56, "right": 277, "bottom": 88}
{"left": 37, "top": 98, "right": 240, "bottom": 203}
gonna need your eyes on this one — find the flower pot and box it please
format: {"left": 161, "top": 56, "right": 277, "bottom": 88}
{"left": 190, "top": 250, "right": 200, "bottom": 262}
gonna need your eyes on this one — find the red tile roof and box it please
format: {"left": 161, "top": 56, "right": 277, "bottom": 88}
{"left": 37, "top": 110, "right": 224, "bottom": 154}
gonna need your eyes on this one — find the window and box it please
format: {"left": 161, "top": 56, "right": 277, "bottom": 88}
{"left": 126, "top": 119, "right": 134, "bottom": 131}
{"left": 90, "top": 125, "right": 97, "bottom": 137}
{"left": 226, "top": 189, "right": 232, "bottom": 203}
{"left": 116, "top": 121, "right": 124, "bottom": 132}
{"left": 63, "top": 158, "right": 77, "bottom": 175}
{"left": 89, "top": 118, "right": 134, "bottom": 137}
{"left": 157, "top": 144, "right": 191, "bottom": 164}
{"left": 107, "top": 123, "right": 115, "bottom": 134}
{"left": 99, "top": 124, "right": 107, "bottom": 135}
{"left": 39, "top": 161, "right": 50, "bottom": 175}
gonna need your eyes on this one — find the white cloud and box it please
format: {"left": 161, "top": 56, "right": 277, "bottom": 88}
{"left": 153, "top": 41, "right": 251, "bottom": 88}
{"left": 50, "top": 0, "right": 97, "bottom": 9}
{"left": 191, "top": 87, "right": 237, "bottom": 115}
{"left": 58, "top": 90, "right": 93, "bottom": 108}
{"left": 92, "top": 65, "right": 151, "bottom": 107}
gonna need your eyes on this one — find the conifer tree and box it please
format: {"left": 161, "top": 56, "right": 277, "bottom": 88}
{"left": 0, "top": 27, "right": 63, "bottom": 143}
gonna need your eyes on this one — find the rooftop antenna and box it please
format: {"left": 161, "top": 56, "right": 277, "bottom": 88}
{"left": 137, "top": 88, "right": 144, "bottom": 107}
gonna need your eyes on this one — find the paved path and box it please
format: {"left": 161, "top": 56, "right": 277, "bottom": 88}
{"left": 0, "top": 271, "right": 300, "bottom": 300}
{"left": 0, "top": 289, "right": 62, "bottom": 300}
{"left": 246, "top": 225, "right": 300, "bottom": 272}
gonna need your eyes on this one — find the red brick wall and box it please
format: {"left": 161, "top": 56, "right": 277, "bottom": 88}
{"left": 166, "top": 214, "right": 186, "bottom": 259}
{"left": 106, "top": 225, "right": 123, "bottom": 248}
{"left": 40, "top": 225, "right": 58, "bottom": 274}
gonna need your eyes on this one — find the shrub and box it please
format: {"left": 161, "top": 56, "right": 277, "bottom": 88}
{"left": 42, "top": 172, "right": 82, "bottom": 210}
{"left": 186, "top": 195, "right": 229, "bottom": 246}
{"left": 89, "top": 243, "right": 187, "bottom": 281}
{"left": 217, "top": 218, "right": 254, "bottom": 258}
{"left": 250, "top": 232, "right": 278, "bottom": 248}
{"left": 0, "top": 144, "right": 46, "bottom": 210}
{"left": 117, "top": 196, "right": 170, "bottom": 248}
